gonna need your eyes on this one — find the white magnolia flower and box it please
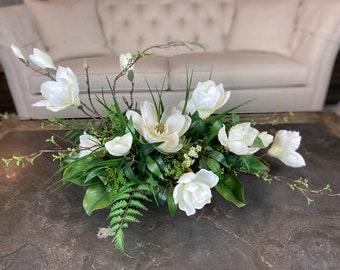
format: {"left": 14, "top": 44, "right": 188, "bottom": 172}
{"left": 126, "top": 101, "right": 191, "bottom": 153}
{"left": 192, "top": 80, "right": 230, "bottom": 119}
{"left": 119, "top": 53, "right": 134, "bottom": 72}
{"left": 173, "top": 169, "right": 219, "bottom": 216}
{"left": 105, "top": 132, "right": 133, "bottom": 156}
{"left": 79, "top": 132, "right": 101, "bottom": 158}
{"left": 29, "top": 48, "right": 56, "bottom": 70}
{"left": 268, "top": 130, "right": 306, "bottom": 168}
{"left": 32, "top": 66, "right": 80, "bottom": 112}
{"left": 218, "top": 123, "right": 273, "bottom": 155}
{"left": 10, "top": 44, "right": 25, "bottom": 60}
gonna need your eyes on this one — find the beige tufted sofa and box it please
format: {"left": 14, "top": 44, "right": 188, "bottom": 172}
{"left": 0, "top": 0, "right": 340, "bottom": 119}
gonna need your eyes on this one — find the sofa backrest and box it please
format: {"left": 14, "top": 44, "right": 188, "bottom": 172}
{"left": 97, "top": 0, "right": 235, "bottom": 55}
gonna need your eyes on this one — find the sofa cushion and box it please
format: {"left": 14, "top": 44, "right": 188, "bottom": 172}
{"left": 97, "top": 0, "right": 235, "bottom": 55}
{"left": 227, "top": 0, "right": 301, "bottom": 56}
{"left": 24, "top": 0, "right": 111, "bottom": 61}
{"left": 168, "top": 52, "right": 308, "bottom": 90}
{"left": 29, "top": 55, "right": 169, "bottom": 96}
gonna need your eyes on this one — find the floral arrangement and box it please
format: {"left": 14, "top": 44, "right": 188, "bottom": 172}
{"left": 5, "top": 41, "right": 337, "bottom": 256}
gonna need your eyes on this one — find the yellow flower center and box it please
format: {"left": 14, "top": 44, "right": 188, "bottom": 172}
{"left": 154, "top": 123, "right": 167, "bottom": 135}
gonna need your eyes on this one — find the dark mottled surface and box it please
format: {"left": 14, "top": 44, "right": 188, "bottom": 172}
{"left": 0, "top": 123, "right": 339, "bottom": 270}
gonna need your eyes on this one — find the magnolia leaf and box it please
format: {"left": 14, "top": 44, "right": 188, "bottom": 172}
{"left": 83, "top": 183, "right": 113, "bottom": 215}
{"left": 215, "top": 173, "right": 247, "bottom": 208}
{"left": 207, "top": 119, "right": 223, "bottom": 143}
{"left": 141, "top": 142, "right": 162, "bottom": 155}
{"left": 157, "top": 188, "right": 168, "bottom": 207}
{"left": 124, "top": 163, "right": 141, "bottom": 183}
{"left": 146, "top": 156, "right": 163, "bottom": 179}
{"left": 152, "top": 154, "right": 169, "bottom": 173}
{"left": 84, "top": 169, "right": 104, "bottom": 184}
{"left": 242, "top": 155, "right": 270, "bottom": 174}
{"left": 209, "top": 150, "right": 228, "bottom": 167}
{"left": 196, "top": 118, "right": 206, "bottom": 135}
{"left": 252, "top": 137, "right": 265, "bottom": 148}
{"left": 207, "top": 158, "right": 222, "bottom": 176}
{"left": 167, "top": 191, "right": 177, "bottom": 218}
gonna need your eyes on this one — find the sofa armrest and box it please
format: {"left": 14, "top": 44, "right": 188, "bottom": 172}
{"left": 290, "top": 0, "right": 340, "bottom": 110}
{"left": 0, "top": 4, "right": 46, "bottom": 118}
{"left": 297, "top": 0, "right": 340, "bottom": 43}
{"left": 292, "top": 0, "right": 340, "bottom": 65}
{"left": 0, "top": 4, "right": 42, "bottom": 51}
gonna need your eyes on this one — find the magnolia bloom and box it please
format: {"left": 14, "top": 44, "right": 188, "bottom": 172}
{"left": 173, "top": 169, "right": 219, "bottom": 216}
{"left": 119, "top": 53, "right": 134, "bottom": 71}
{"left": 11, "top": 44, "right": 25, "bottom": 61}
{"left": 79, "top": 132, "right": 101, "bottom": 158}
{"left": 218, "top": 123, "right": 273, "bottom": 155}
{"left": 32, "top": 66, "right": 80, "bottom": 111}
{"left": 268, "top": 130, "right": 305, "bottom": 168}
{"left": 105, "top": 132, "right": 133, "bottom": 156}
{"left": 192, "top": 80, "right": 230, "bottom": 119}
{"left": 29, "top": 48, "right": 56, "bottom": 70}
{"left": 126, "top": 101, "right": 191, "bottom": 153}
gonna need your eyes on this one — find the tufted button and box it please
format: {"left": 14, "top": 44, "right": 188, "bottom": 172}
{"left": 123, "top": 19, "right": 130, "bottom": 27}
{"left": 150, "top": 18, "right": 158, "bottom": 27}
{"left": 206, "top": 17, "right": 214, "bottom": 26}
{"left": 191, "top": 2, "right": 199, "bottom": 12}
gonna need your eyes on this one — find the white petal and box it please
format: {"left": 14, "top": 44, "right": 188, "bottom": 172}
{"left": 105, "top": 133, "right": 133, "bottom": 156}
{"left": 165, "top": 113, "right": 191, "bottom": 136}
{"left": 277, "top": 150, "right": 306, "bottom": 168}
{"left": 140, "top": 101, "right": 158, "bottom": 127}
{"left": 11, "top": 44, "right": 25, "bottom": 60}
{"left": 32, "top": 100, "right": 51, "bottom": 107}
{"left": 218, "top": 125, "right": 228, "bottom": 147}
{"left": 194, "top": 169, "right": 219, "bottom": 188}
{"left": 258, "top": 132, "right": 274, "bottom": 148}
{"left": 29, "top": 48, "right": 56, "bottom": 70}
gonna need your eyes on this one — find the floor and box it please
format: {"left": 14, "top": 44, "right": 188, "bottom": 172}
{"left": 0, "top": 112, "right": 339, "bottom": 270}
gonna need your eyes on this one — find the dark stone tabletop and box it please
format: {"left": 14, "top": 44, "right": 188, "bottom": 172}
{"left": 0, "top": 122, "right": 339, "bottom": 270}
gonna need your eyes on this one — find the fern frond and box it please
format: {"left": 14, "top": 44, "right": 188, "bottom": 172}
{"left": 126, "top": 208, "right": 143, "bottom": 216}
{"left": 108, "top": 184, "right": 151, "bottom": 256}
{"left": 109, "top": 216, "right": 123, "bottom": 226}
{"left": 132, "top": 191, "right": 152, "bottom": 202}
{"left": 108, "top": 208, "right": 124, "bottom": 217}
{"left": 113, "top": 228, "right": 130, "bottom": 257}
{"left": 129, "top": 199, "right": 148, "bottom": 210}
{"left": 124, "top": 215, "right": 140, "bottom": 223}
{"left": 110, "top": 200, "right": 128, "bottom": 211}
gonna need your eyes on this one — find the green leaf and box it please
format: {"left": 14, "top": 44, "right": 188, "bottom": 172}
{"left": 196, "top": 118, "right": 206, "bottom": 135}
{"left": 152, "top": 154, "right": 169, "bottom": 173}
{"left": 146, "top": 155, "right": 163, "bottom": 179}
{"left": 206, "top": 119, "right": 223, "bottom": 143}
{"left": 83, "top": 184, "right": 113, "bottom": 215}
{"left": 167, "top": 190, "right": 177, "bottom": 218}
{"left": 157, "top": 188, "right": 168, "bottom": 206}
{"left": 242, "top": 155, "right": 269, "bottom": 174}
{"left": 84, "top": 169, "right": 104, "bottom": 184}
{"left": 208, "top": 150, "right": 228, "bottom": 168}
{"left": 123, "top": 163, "right": 141, "bottom": 183}
{"left": 252, "top": 137, "right": 265, "bottom": 148}
{"left": 140, "top": 142, "right": 162, "bottom": 155}
{"left": 207, "top": 158, "right": 222, "bottom": 176}
{"left": 215, "top": 173, "right": 247, "bottom": 208}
